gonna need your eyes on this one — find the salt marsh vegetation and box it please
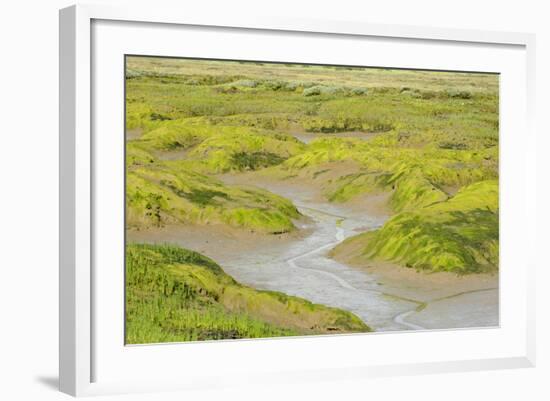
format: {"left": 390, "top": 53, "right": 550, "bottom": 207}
{"left": 125, "top": 56, "right": 499, "bottom": 343}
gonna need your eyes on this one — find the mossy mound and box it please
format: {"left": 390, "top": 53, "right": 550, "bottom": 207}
{"left": 138, "top": 119, "right": 223, "bottom": 151}
{"left": 126, "top": 243, "right": 370, "bottom": 343}
{"left": 186, "top": 129, "right": 304, "bottom": 173}
{"left": 127, "top": 162, "right": 299, "bottom": 233}
{"left": 331, "top": 180, "right": 499, "bottom": 274}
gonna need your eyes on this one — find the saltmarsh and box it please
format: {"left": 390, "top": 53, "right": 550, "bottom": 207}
{"left": 126, "top": 56, "right": 498, "bottom": 274}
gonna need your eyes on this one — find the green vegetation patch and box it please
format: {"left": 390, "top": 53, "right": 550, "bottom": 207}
{"left": 327, "top": 172, "right": 390, "bottom": 202}
{"left": 384, "top": 166, "right": 449, "bottom": 212}
{"left": 186, "top": 129, "right": 304, "bottom": 173}
{"left": 280, "top": 136, "right": 496, "bottom": 216}
{"left": 231, "top": 151, "right": 285, "bottom": 171}
{"left": 332, "top": 181, "right": 499, "bottom": 274}
{"left": 138, "top": 119, "right": 221, "bottom": 150}
{"left": 127, "top": 162, "right": 300, "bottom": 233}
{"left": 126, "top": 243, "right": 370, "bottom": 343}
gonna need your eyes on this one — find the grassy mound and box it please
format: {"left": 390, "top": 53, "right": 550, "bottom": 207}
{"left": 387, "top": 168, "right": 449, "bottom": 212}
{"left": 331, "top": 181, "right": 498, "bottom": 274}
{"left": 137, "top": 118, "right": 223, "bottom": 150}
{"left": 126, "top": 243, "right": 370, "bottom": 343}
{"left": 127, "top": 161, "right": 299, "bottom": 233}
{"left": 185, "top": 129, "right": 304, "bottom": 173}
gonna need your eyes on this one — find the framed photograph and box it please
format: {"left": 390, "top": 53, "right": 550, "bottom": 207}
{"left": 59, "top": 4, "right": 536, "bottom": 397}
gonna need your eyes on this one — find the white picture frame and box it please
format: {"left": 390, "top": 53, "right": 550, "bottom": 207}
{"left": 59, "top": 3, "right": 536, "bottom": 397}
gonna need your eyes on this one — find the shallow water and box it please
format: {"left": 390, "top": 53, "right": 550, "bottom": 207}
{"left": 220, "top": 202, "right": 420, "bottom": 331}
{"left": 209, "top": 179, "right": 423, "bottom": 331}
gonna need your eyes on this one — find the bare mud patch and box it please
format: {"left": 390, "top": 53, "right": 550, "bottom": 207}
{"left": 127, "top": 216, "right": 313, "bottom": 266}
{"left": 126, "top": 128, "right": 143, "bottom": 140}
